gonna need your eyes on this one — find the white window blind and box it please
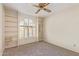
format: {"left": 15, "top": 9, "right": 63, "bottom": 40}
{"left": 19, "top": 18, "right": 36, "bottom": 39}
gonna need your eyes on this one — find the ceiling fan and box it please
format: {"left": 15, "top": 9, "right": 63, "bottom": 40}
{"left": 33, "top": 3, "right": 52, "bottom": 14}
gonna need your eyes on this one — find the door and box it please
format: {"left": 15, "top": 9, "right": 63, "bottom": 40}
{"left": 18, "top": 18, "right": 38, "bottom": 45}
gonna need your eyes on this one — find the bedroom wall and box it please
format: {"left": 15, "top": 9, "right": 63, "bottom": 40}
{"left": 0, "top": 4, "right": 5, "bottom": 55}
{"left": 44, "top": 5, "right": 79, "bottom": 53}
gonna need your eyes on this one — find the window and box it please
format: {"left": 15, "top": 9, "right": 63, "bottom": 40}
{"left": 19, "top": 18, "right": 36, "bottom": 39}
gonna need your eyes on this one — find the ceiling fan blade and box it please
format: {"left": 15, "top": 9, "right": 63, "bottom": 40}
{"left": 35, "top": 9, "right": 41, "bottom": 14}
{"left": 33, "top": 5, "right": 39, "bottom": 8}
{"left": 44, "top": 8, "right": 51, "bottom": 12}
{"left": 45, "top": 3, "right": 50, "bottom": 6}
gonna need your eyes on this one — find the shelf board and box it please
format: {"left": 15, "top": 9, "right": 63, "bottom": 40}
{"left": 5, "top": 30, "right": 18, "bottom": 32}
{"left": 5, "top": 21, "right": 17, "bottom": 23}
{"left": 5, "top": 26, "right": 17, "bottom": 28}
{"left": 5, "top": 15, "right": 18, "bottom": 18}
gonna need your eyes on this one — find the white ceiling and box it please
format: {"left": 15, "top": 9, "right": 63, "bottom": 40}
{"left": 4, "top": 3, "right": 79, "bottom": 18}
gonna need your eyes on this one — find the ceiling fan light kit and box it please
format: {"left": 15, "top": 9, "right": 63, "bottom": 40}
{"left": 33, "top": 3, "right": 52, "bottom": 14}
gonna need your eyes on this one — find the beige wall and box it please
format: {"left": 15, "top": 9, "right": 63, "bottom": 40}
{"left": 44, "top": 5, "right": 79, "bottom": 53}
{"left": 0, "top": 4, "right": 5, "bottom": 55}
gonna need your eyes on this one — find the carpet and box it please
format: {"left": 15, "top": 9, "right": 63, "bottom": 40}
{"left": 3, "top": 41, "right": 79, "bottom": 56}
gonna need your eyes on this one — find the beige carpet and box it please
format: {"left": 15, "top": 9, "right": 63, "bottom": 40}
{"left": 3, "top": 41, "right": 79, "bottom": 56}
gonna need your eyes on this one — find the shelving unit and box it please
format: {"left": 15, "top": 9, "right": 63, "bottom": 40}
{"left": 5, "top": 8, "right": 18, "bottom": 48}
